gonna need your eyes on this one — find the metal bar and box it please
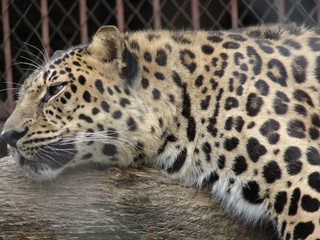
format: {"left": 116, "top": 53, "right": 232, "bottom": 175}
{"left": 318, "top": 0, "right": 320, "bottom": 26}
{"left": 277, "top": 0, "right": 285, "bottom": 23}
{"left": 41, "top": 0, "right": 50, "bottom": 58}
{"left": 79, "top": 0, "right": 88, "bottom": 43}
{"left": 153, "top": 0, "right": 161, "bottom": 29}
{"left": 231, "top": 0, "right": 238, "bottom": 28}
{"left": 116, "top": 0, "right": 125, "bottom": 31}
{"left": 2, "top": 0, "right": 15, "bottom": 112}
{"left": 191, "top": 0, "right": 200, "bottom": 29}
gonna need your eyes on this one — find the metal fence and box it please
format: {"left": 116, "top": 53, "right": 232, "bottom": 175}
{"left": 0, "top": 0, "right": 319, "bottom": 125}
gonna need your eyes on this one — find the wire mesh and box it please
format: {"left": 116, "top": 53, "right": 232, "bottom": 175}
{"left": 0, "top": 0, "right": 319, "bottom": 123}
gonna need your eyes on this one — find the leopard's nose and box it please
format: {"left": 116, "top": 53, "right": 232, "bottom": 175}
{"left": 1, "top": 127, "right": 29, "bottom": 147}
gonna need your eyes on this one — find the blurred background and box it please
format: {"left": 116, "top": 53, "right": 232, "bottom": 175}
{"left": 0, "top": 0, "right": 319, "bottom": 142}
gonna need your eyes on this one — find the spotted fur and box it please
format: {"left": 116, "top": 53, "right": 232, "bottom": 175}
{"left": 2, "top": 24, "right": 320, "bottom": 239}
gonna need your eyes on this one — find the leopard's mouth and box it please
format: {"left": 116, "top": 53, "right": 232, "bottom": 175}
{"left": 15, "top": 139, "right": 78, "bottom": 169}
{"left": 12, "top": 149, "right": 67, "bottom": 181}
{"left": 19, "top": 154, "right": 26, "bottom": 166}
{"left": 17, "top": 153, "right": 35, "bottom": 168}
{"left": 12, "top": 149, "right": 29, "bottom": 167}
{"left": 15, "top": 150, "right": 52, "bottom": 169}
{"left": 14, "top": 150, "right": 48, "bottom": 170}
{"left": 12, "top": 140, "right": 78, "bottom": 181}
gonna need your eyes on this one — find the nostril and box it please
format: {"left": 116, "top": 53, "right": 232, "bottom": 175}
{"left": 2, "top": 127, "right": 29, "bottom": 147}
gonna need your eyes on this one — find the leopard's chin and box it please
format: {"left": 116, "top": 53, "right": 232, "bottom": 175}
{"left": 13, "top": 150, "right": 62, "bottom": 181}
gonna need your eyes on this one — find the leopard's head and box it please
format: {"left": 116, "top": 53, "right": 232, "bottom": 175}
{"left": 1, "top": 26, "right": 160, "bottom": 181}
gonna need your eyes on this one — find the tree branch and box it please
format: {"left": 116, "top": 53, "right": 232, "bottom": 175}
{"left": 0, "top": 156, "right": 276, "bottom": 239}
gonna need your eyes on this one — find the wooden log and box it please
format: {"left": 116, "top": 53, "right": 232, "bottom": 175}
{"left": 0, "top": 156, "right": 276, "bottom": 240}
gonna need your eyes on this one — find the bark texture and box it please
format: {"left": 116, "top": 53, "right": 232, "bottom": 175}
{"left": 0, "top": 156, "right": 277, "bottom": 240}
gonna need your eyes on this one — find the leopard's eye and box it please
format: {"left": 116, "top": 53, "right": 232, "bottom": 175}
{"left": 48, "top": 84, "right": 64, "bottom": 96}
{"left": 43, "top": 83, "right": 66, "bottom": 102}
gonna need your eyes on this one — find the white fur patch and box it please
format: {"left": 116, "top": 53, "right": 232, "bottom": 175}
{"left": 209, "top": 176, "right": 272, "bottom": 225}
{"left": 169, "top": 156, "right": 274, "bottom": 226}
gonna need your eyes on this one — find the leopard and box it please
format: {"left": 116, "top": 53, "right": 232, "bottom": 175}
{"left": 1, "top": 24, "right": 320, "bottom": 240}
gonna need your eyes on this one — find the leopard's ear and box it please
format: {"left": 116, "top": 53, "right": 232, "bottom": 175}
{"left": 88, "top": 25, "right": 139, "bottom": 86}
{"left": 88, "top": 26, "right": 124, "bottom": 62}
